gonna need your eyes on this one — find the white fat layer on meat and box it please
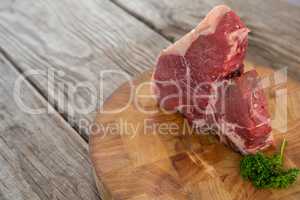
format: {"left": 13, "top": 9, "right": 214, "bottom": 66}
{"left": 245, "top": 134, "right": 274, "bottom": 154}
{"left": 160, "top": 5, "right": 231, "bottom": 57}
{"left": 192, "top": 117, "right": 273, "bottom": 154}
{"left": 216, "top": 120, "right": 273, "bottom": 155}
{"left": 226, "top": 28, "right": 250, "bottom": 61}
{"left": 192, "top": 116, "right": 247, "bottom": 153}
{"left": 217, "top": 119, "right": 247, "bottom": 154}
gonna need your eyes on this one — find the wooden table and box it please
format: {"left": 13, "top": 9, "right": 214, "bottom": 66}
{"left": 0, "top": 0, "right": 299, "bottom": 199}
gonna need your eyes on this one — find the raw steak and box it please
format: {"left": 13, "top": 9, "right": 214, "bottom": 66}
{"left": 215, "top": 70, "right": 273, "bottom": 154}
{"left": 152, "top": 5, "right": 273, "bottom": 154}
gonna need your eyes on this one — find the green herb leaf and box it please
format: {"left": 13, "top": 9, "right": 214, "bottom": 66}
{"left": 240, "top": 139, "right": 299, "bottom": 189}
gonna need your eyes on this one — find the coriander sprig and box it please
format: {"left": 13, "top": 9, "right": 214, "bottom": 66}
{"left": 240, "top": 139, "right": 299, "bottom": 189}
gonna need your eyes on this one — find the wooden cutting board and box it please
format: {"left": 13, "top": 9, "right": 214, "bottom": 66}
{"left": 89, "top": 62, "right": 300, "bottom": 200}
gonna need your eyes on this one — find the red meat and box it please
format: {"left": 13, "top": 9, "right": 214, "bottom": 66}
{"left": 152, "top": 5, "right": 273, "bottom": 154}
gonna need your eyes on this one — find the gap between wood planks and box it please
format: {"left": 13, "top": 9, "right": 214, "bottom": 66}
{"left": 110, "top": 0, "right": 175, "bottom": 42}
{"left": 0, "top": 46, "right": 88, "bottom": 142}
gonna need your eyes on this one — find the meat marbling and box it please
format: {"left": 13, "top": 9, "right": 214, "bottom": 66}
{"left": 152, "top": 5, "right": 273, "bottom": 154}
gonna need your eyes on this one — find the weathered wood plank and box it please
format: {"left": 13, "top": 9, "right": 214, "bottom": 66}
{"left": 112, "top": 0, "right": 300, "bottom": 78}
{"left": 0, "top": 0, "right": 170, "bottom": 139}
{"left": 0, "top": 54, "right": 99, "bottom": 199}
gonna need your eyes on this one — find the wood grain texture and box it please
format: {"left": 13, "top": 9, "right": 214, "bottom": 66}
{"left": 90, "top": 62, "right": 300, "bottom": 200}
{"left": 0, "top": 55, "right": 99, "bottom": 199}
{"left": 112, "top": 0, "right": 300, "bottom": 79}
{"left": 0, "top": 0, "right": 170, "bottom": 139}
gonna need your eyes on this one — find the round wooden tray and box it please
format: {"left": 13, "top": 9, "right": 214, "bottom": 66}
{"left": 90, "top": 63, "right": 300, "bottom": 200}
